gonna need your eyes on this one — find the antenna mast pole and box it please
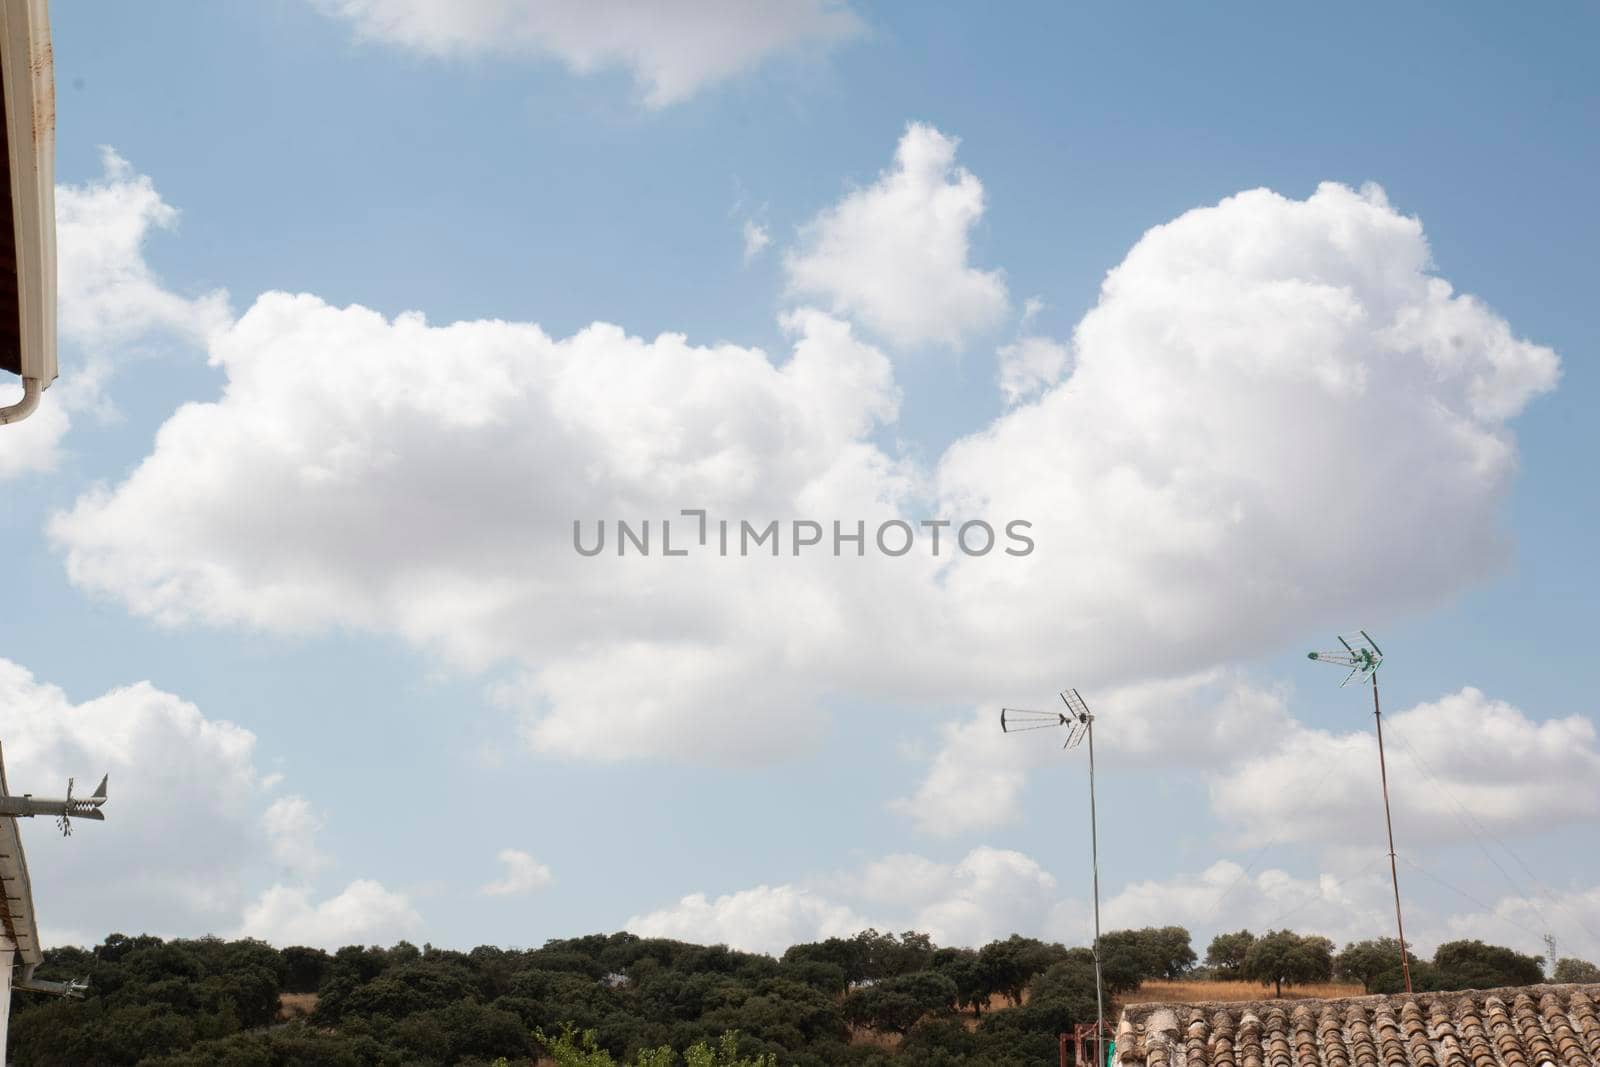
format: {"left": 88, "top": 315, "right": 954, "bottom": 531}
{"left": 1086, "top": 709, "right": 1105, "bottom": 1065}
{"left": 1369, "top": 669, "right": 1413, "bottom": 994}
{"left": 1307, "top": 630, "right": 1411, "bottom": 994}
{"left": 1001, "top": 691, "right": 1106, "bottom": 1063}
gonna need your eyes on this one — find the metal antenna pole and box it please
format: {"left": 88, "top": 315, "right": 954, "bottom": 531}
{"left": 1086, "top": 711, "right": 1106, "bottom": 1065}
{"left": 1370, "top": 670, "right": 1413, "bottom": 994}
{"left": 1000, "top": 689, "right": 1107, "bottom": 1062}
{"left": 1307, "top": 630, "right": 1411, "bottom": 994}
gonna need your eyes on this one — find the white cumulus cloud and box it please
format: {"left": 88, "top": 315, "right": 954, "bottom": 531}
{"left": 629, "top": 848, "right": 1061, "bottom": 954}
{"left": 1441, "top": 883, "right": 1600, "bottom": 964}
{"left": 237, "top": 880, "right": 423, "bottom": 949}
{"left": 895, "top": 671, "right": 1297, "bottom": 837}
{"left": 997, "top": 335, "right": 1070, "bottom": 404}
{"left": 627, "top": 846, "right": 1598, "bottom": 961}
{"left": 927, "top": 181, "right": 1558, "bottom": 698}
{"left": 2, "top": 657, "right": 414, "bottom": 950}
{"left": 48, "top": 142, "right": 1560, "bottom": 770}
{"left": 786, "top": 123, "right": 1009, "bottom": 349}
{"left": 1211, "top": 687, "right": 1600, "bottom": 850}
{"left": 51, "top": 298, "right": 911, "bottom": 763}
{"left": 315, "top": 0, "right": 863, "bottom": 108}
{"left": 56, "top": 147, "right": 230, "bottom": 354}
{"left": 2, "top": 657, "right": 269, "bottom": 935}
{"left": 1097, "top": 860, "right": 1399, "bottom": 954}
{"left": 629, "top": 885, "right": 868, "bottom": 956}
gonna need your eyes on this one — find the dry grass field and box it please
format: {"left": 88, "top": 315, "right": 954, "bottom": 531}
{"left": 849, "top": 1025, "right": 904, "bottom": 1049}
{"left": 277, "top": 992, "right": 319, "bottom": 1021}
{"left": 1125, "top": 979, "right": 1365, "bottom": 1004}
{"left": 846, "top": 979, "right": 1369, "bottom": 1046}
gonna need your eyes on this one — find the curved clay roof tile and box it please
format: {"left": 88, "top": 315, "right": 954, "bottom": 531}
{"left": 1119, "top": 985, "right": 1600, "bottom": 1067}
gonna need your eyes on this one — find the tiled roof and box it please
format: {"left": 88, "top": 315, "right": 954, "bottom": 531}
{"left": 1115, "top": 984, "right": 1600, "bottom": 1067}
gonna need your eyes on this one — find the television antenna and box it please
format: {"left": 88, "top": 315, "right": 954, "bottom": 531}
{"left": 1001, "top": 688, "right": 1105, "bottom": 1061}
{"left": 0, "top": 773, "right": 108, "bottom": 836}
{"left": 1307, "top": 629, "right": 1412, "bottom": 994}
{"left": 0, "top": 739, "right": 107, "bottom": 1036}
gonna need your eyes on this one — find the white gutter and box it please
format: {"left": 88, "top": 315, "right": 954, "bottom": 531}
{"left": 0, "top": 0, "right": 55, "bottom": 427}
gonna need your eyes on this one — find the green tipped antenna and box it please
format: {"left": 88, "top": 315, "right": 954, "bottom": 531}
{"left": 1307, "top": 629, "right": 1383, "bottom": 687}
{"left": 1306, "top": 628, "right": 1411, "bottom": 994}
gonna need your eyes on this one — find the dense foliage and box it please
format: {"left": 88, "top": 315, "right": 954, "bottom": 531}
{"left": 9, "top": 926, "right": 1584, "bottom": 1066}
{"left": 6, "top": 929, "right": 1123, "bottom": 1067}
{"left": 1554, "top": 957, "right": 1600, "bottom": 984}
{"left": 1202, "top": 930, "right": 1254, "bottom": 979}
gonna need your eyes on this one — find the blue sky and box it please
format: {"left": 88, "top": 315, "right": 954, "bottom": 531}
{"left": 2, "top": 1, "right": 1598, "bottom": 962}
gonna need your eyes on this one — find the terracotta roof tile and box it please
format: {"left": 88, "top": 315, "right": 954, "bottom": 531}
{"left": 1119, "top": 985, "right": 1600, "bottom": 1067}
{"left": 1185, "top": 1008, "right": 1209, "bottom": 1066}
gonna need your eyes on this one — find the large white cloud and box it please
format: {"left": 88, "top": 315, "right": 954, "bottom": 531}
{"left": 1, "top": 658, "right": 416, "bottom": 950}
{"left": 3, "top": 657, "right": 268, "bottom": 936}
{"left": 49, "top": 136, "right": 1560, "bottom": 769}
{"left": 315, "top": 0, "right": 863, "bottom": 108}
{"left": 52, "top": 301, "right": 913, "bottom": 762}
{"left": 54, "top": 301, "right": 898, "bottom": 636}
{"left": 786, "top": 123, "right": 1010, "bottom": 350}
{"left": 928, "top": 182, "right": 1559, "bottom": 699}
{"left": 1211, "top": 687, "right": 1600, "bottom": 850}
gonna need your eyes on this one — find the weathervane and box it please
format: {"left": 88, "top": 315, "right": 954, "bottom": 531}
{"left": 1308, "top": 629, "right": 1413, "bottom": 994}
{"left": 1001, "top": 689, "right": 1106, "bottom": 1061}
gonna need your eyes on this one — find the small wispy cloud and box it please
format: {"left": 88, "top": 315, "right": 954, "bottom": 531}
{"left": 742, "top": 219, "right": 772, "bottom": 262}
{"left": 481, "top": 848, "right": 554, "bottom": 896}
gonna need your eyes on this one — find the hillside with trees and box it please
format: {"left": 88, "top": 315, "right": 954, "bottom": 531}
{"left": 6, "top": 927, "right": 1587, "bottom": 1066}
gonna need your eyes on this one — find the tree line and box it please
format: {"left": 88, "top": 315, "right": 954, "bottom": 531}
{"left": 1203, "top": 928, "right": 1595, "bottom": 998}
{"left": 7, "top": 927, "right": 1594, "bottom": 1066}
